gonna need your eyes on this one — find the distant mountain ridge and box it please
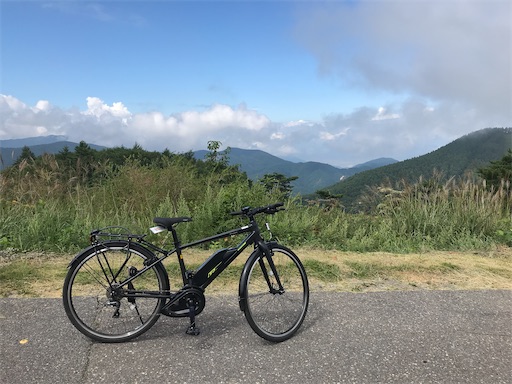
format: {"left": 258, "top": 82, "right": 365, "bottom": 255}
{"left": 322, "top": 127, "right": 512, "bottom": 208}
{"left": 193, "top": 148, "right": 397, "bottom": 194}
{"left": 0, "top": 140, "right": 106, "bottom": 170}
{"left": 0, "top": 135, "right": 68, "bottom": 147}
{"left": 0, "top": 136, "right": 397, "bottom": 194}
{"left": 5, "top": 128, "right": 507, "bottom": 199}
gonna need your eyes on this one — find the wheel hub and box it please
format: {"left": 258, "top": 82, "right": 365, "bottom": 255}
{"left": 106, "top": 284, "right": 123, "bottom": 302}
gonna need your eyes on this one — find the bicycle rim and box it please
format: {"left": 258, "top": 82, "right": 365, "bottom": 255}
{"left": 244, "top": 246, "right": 309, "bottom": 342}
{"left": 63, "top": 242, "right": 166, "bottom": 342}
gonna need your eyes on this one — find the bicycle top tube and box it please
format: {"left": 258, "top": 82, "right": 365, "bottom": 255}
{"left": 150, "top": 202, "right": 285, "bottom": 248}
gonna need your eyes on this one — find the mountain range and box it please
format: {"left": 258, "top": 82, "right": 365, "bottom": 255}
{"left": 1, "top": 135, "right": 396, "bottom": 195}
{"left": 1, "top": 127, "right": 510, "bottom": 197}
{"left": 194, "top": 148, "right": 397, "bottom": 194}
{"left": 0, "top": 136, "right": 105, "bottom": 171}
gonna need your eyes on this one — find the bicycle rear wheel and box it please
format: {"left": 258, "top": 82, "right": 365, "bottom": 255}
{"left": 241, "top": 244, "right": 309, "bottom": 342}
{"left": 62, "top": 240, "right": 169, "bottom": 343}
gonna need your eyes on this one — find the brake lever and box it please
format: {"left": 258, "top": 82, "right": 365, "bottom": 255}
{"left": 265, "top": 222, "right": 273, "bottom": 240}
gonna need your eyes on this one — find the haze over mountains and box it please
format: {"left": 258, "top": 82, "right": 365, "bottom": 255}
{"left": 1, "top": 128, "right": 510, "bottom": 197}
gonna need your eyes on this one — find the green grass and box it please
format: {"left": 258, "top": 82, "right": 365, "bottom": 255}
{"left": 343, "top": 260, "right": 463, "bottom": 279}
{"left": 1, "top": 161, "right": 510, "bottom": 253}
{"left": 0, "top": 260, "right": 43, "bottom": 295}
{"left": 3, "top": 248, "right": 511, "bottom": 297}
{"left": 302, "top": 259, "right": 343, "bottom": 282}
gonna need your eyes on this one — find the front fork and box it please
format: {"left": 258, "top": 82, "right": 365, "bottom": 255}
{"left": 257, "top": 241, "right": 284, "bottom": 294}
{"left": 238, "top": 241, "right": 284, "bottom": 312}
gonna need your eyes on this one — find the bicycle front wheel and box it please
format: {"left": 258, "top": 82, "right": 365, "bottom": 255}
{"left": 62, "top": 241, "right": 169, "bottom": 343}
{"left": 241, "top": 244, "right": 309, "bottom": 342}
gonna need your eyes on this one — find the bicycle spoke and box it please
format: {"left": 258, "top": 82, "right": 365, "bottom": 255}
{"left": 63, "top": 241, "right": 167, "bottom": 343}
{"left": 243, "top": 245, "right": 309, "bottom": 342}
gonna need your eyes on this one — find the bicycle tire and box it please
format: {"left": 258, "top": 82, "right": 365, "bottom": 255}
{"left": 62, "top": 240, "right": 169, "bottom": 343}
{"left": 241, "top": 244, "right": 309, "bottom": 342}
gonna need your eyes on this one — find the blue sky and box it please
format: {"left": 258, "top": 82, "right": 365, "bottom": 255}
{"left": 1, "top": 0, "right": 511, "bottom": 167}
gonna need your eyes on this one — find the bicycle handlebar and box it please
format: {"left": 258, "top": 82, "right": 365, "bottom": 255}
{"left": 230, "top": 202, "right": 284, "bottom": 218}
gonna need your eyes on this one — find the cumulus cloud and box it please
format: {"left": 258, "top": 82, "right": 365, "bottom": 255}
{"left": 84, "top": 97, "right": 131, "bottom": 120}
{"left": 0, "top": 95, "right": 272, "bottom": 153}
{"left": 319, "top": 128, "right": 350, "bottom": 141}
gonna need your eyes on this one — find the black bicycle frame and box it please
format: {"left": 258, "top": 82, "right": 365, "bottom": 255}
{"left": 102, "top": 218, "right": 266, "bottom": 298}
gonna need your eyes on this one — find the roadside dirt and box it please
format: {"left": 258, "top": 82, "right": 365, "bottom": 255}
{"left": 1, "top": 247, "right": 511, "bottom": 298}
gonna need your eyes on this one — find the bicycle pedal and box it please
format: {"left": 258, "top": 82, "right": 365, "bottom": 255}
{"left": 186, "top": 326, "right": 200, "bottom": 336}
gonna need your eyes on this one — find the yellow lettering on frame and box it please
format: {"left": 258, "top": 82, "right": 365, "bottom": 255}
{"left": 207, "top": 266, "right": 218, "bottom": 279}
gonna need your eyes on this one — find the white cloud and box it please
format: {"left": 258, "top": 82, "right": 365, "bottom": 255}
{"left": 372, "top": 107, "right": 400, "bottom": 121}
{"left": 293, "top": 1, "right": 512, "bottom": 122}
{"left": 84, "top": 97, "right": 131, "bottom": 120}
{"left": 35, "top": 126, "right": 48, "bottom": 135}
{"left": 319, "top": 128, "right": 350, "bottom": 141}
{"left": 33, "top": 100, "right": 51, "bottom": 112}
{"left": 271, "top": 132, "right": 285, "bottom": 140}
{"left": 0, "top": 95, "right": 27, "bottom": 112}
{"left": 0, "top": 95, "right": 272, "bottom": 153}
{"left": 284, "top": 119, "right": 316, "bottom": 128}
{"left": 0, "top": 94, "right": 506, "bottom": 168}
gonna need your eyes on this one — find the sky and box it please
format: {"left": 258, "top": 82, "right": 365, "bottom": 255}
{"left": 1, "top": 0, "right": 511, "bottom": 167}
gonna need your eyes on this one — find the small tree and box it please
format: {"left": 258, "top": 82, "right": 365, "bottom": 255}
{"left": 312, "top": 189, "right": 344, "bottom": 210}
{"left": 478, "top": 149, "right": 512, "bottom": 189}
{"left": 205, "top": 140, "right": 231, "bottom": 168}
{"left": 259, "top": 172, "right": 298, "bottom": 199}
{"left": 14, "top": 146, "right": 36, "bottom": 166}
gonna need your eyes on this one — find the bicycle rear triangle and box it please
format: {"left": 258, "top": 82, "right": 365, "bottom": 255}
{"left": 62, "top": 203, "right": 309, "bottom": 343}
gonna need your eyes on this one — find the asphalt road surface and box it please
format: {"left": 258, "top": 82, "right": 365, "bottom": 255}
{"left": 1, "top": 290, "right": 511, "bottom": 384}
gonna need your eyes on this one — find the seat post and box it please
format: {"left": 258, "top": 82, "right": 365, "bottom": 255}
{"left": 169, "top": 226, "right": 188, "bottom": 285}
{"left": 170, "top": 226, "right": 181, "bottom": 250}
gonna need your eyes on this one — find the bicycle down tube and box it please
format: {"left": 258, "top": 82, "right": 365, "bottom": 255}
{"left": 102, "top": 220, "right": 262, "bottom": 295}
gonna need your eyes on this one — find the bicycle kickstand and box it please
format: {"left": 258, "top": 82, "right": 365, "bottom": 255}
{"left": 185, "top": 297, "right": 200, "bottom": 336}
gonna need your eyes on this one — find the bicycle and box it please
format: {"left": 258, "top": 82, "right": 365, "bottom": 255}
{"left": 62, "top": 203, "right": 309, "bottom": 343}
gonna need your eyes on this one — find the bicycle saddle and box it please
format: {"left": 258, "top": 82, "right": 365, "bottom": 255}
{"left": 153, "top": 217, "right": 192, "bottom": 230}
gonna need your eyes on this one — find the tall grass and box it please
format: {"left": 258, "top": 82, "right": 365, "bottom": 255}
{"left": 356, "top": 173, "right": 512, "bottom": 251}
{"left": 1, "top": 160, "right": 510, "bottom": 253}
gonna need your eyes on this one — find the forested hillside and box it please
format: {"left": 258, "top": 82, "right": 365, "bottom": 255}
{"left": 320, "top": 128, "right": 512, "bottom": 209}
{"left": 195, "top": 148, "right": 397, "bottom": 194}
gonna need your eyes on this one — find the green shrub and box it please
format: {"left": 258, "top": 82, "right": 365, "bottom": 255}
{"left": 1, "top": 156, "right": 510, "bottom": 253}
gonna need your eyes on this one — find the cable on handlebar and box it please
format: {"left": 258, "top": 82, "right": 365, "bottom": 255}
{"left": 230, "top": 203, "right": 284, "bottom": 217}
